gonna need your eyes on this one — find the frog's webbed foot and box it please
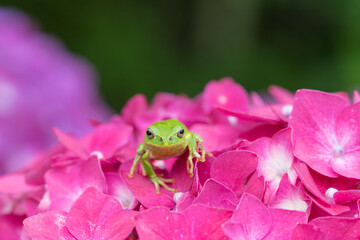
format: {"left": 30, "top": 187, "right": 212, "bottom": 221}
{"left": 150, "top": 175, "right": 178, "bottom": 194}
{"left": 198, "top": 144, "right": 213, "bottom": 162}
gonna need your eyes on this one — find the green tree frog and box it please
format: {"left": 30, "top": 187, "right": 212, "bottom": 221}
{"left": 128, "top": 119, "right": 210, "bottom": 194}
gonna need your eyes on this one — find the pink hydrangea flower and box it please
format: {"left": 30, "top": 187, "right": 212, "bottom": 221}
{"left": 0, "top": 8, "right": 109, "bottom": 174}
{"left": 1, "top": 67, "right": 360, "bottom": 238}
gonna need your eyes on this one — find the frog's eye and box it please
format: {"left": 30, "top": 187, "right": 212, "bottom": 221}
{"left": 146, "top": 129, "right": 154, "bottom": 139}
{"left": 177, "top": 128, "right": 185, "bottom": 138}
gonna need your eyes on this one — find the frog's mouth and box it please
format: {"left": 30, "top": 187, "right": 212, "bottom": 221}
{"left": 145, "top": 141, "right": 187, "bottom": 159}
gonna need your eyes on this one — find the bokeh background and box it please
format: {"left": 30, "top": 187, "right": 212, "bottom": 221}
{"left": 2, "top": 0, "right": 360, "bottom": 112}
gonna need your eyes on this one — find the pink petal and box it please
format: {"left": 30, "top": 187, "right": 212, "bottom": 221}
{"left": 0, "top": 173, "right": 37, "bottom": 194}
{"left": 291, "top": 224, "right": 325, "bottom": 240}
{"left": 87, "top": 122, "right": 133, "bottom": 159}
{"left": 353, "top": 90, "right": 360, "bottom": 104}
{"left": 190, "top": 124, "right": 240, "bottom": 152}
{"left": 243, "top": 172, "right": 265, "bottom": 200}
{"left": 334, "top": 190, "right": 360, "bottom": 204}
{"left": 289, "top": 89, "right": 349, "bottom": 143}
{"left": 121, "top": 94, "right": 148, "bottom": 125}
{"left": 335, "top": 103, "right": 360, "bottom": 150}
{"left": 294, "top": 137, "right": 339, "bottom": 177}
{"left": 133, "top": 207, "right": 188, "bottom": 240}
{"left": 332, "top": 150, "right": 360, "bottom": 180}
{"left": 45, "top": 156, "right": 107, "bottom": 212}
{"left": 66, "top": 187, "right": 135, "bottom": 240}
{"left": 120, "top": 172, "right": 175, "bottom": 208}
{"left": 183, "top": 204, "right": 233, "bottom": 240}
{"left": 310, "top": 217, "right": 360, "bottom": 240}
{"left": 202, "top": 77, "right": 248, "bottom": 113}
{"left": 171, "top": 152, "right": 199, "bottom": 194}
{"left": 105, "top": 172, "right": 138, "bottom": 209}
{"left": 53, "top": 128, "right": 86, "bottom": 158}
{"left": 270, "top": 174, "right": 308, "bottom": 212}
{"left": 223, "top": 194, "right": 272, "bottom": 240}
{"left": 193, "top": 179, "right": 237, "bottom": 210}
{"left": 24, "top": 211, "right": 75, "bottom": 240}
{"left": 264, "top": 209, "right": 307, "bottom": 240}
{"left": 0, "top": 215, "right": 25, "bottom": 240}
{"left": 174, "top": 191, "right": 195, "bottom": 212}
{"left": 268, "top": 85, "right": 294, "bottom": 104}
{"left": 210, "top": 150, "right": 258, "bottom": 196}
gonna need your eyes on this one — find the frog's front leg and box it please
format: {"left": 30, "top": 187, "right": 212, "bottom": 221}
{"left": 142, "top": 153, "right": 178, "bottom": 194}
{"left": 129, "top": 143, "right": 145, "bottom": 178}
{"left": 186, "top": 133, "right": 201, "bottom": 178}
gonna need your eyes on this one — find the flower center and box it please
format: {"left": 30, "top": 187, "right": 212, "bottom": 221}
{"left": 281, "top": 104, "right": 293, "bottom": 117}
{"left": 325, "top": 187, "right": 338, "bottom": 202}
{"left": 173, "top": 192, "right": 184, "bottom": 203}
{"left": 333, "top": 144, "right": 344, "bottom": 157}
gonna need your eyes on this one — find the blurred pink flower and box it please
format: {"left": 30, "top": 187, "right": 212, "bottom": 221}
{"left": 0, "top": 8, "right": 109, "bottom": 174}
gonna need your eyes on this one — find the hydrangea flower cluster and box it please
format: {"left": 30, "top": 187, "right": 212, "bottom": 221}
{"left": 2, "top": 78, "right": 360, "bottom": 240}
{"left": 0, "top": 8, "right": 109, "bottom": 174}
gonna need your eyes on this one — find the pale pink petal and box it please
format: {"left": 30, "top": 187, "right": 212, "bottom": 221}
{"left": 105, "top": 173, "right": 138, "bottom": 209}
{"left": 291, "top": 224, "right": 325, "bottom": 240}
{"left": 263, "top": 208, "right": 307, "bottom": 240}
{"left": 268, "top": 85, "right": 294, "bottom": 104}
{"left": 310, "top": 217, "right": 360, "bottom": 240}
{"left": 270, "top": 174, "right": 309, "bottom": 212}
{"left": 202, "top": 77, "right": 248, "bottom": 113}
{"left": 45, "top": 156, "right": 107, "bottom": 211}
{"left": 183, "top": 204, "right": 233, "bottom": 240}
{"left": 193, "top": 179, "right": 237, "bottom": 210}
{"left": 210, "top": 150, "right": 258, "bottom": 196}
{"left": 24, "top": 211, "right": 75, "bottom": 240}
{"left": 66, "top": 187, "right": 135, "bottom": 240}
{"left": 120, "top": 172, "right": 175, "bottom": 208}
{"left": 134, "top": 207, "right": 189, "bottom": 240}
{"left": 223, "top": 194, "right": 272, "bottom": 240}
{"left": 294, "top": 137, "right": 339, "bottom": 177}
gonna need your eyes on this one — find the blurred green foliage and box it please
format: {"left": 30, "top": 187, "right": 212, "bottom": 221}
{"left": 2, "top": 0, "right": 360, "bottom": 111}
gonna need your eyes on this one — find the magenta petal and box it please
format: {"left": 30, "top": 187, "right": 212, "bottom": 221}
{"left": 190, "top": 124, "right": 240, "bottom": 152}
{"left": 332, "top": 150, "right": 360, "bottom": 180}
{"left": 335, "top": 102, "right": 360, "bottom": 149}
{"left": 264, "top": 209, "right": 307, "bottom": 240}
{"left": 53, "top": 128, "right": 86, "bottom": 158}
{"left": 121, "top": 94, "right": 148, "bottom": 125}
{"left": 290, "top": 89, "right": 349, "bottom": 143}
{"left": 24, "top": 211, "right": 75, "bottom": 240}
{"left": 87, "top": 122, "right": 133, "bottom": 158}
{"left": 120, "top": 172, "right": 175, "bottom": 208}
{"left": 134, "top": 207, "right": 188, "bottom": 240}
{"left": 224, "top": 194, "right": 272, "bottom": 240}
{"left": 193, "top": 179, "right": 237, "bottom": 210}
{"left": 105, "top": 173, "right": 138, "bottom": 209}
{"left": 183, "top": 204, "right": 233, "bottom": 240}
{"left": 310, "top": 217, "right": 360, "bottom": 240}
{"left": 244, "top": 172, "right": 265, "bottom": 200}
{"left": 291, "top": 224, "right": 325, "bottom": 240}
{"left": 202, "top": 77, "right": 249, "bottom": 113}
{"left": 171, "top": 153, "right": 199, "bottom": 194}
{"left": 294, "top": 137, "right": 339, "bottom": 177}
{"left": 66, "top": 187, "right": 135, "bottom": 240}
{"left": 268, "top": 85, "right": 294, "bottom": 104}
{"left": 45, "top": 156, "right": 107, "bottom": 211}
{"left": 210, "top": 150, "right": 258, "bottom": 196}
{"left": 334, "top": 190, "right": 360, "bottom": 204}
{"left": 0, "top": 215, "right": 25, "bottom": 240}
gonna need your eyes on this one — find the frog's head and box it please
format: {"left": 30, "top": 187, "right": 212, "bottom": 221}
{"left": 144, "top": 119, "right": 188, "bottom": 147}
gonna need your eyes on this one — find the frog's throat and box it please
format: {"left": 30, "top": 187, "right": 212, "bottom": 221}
{"left": 145, "top": 140, "right": 187, "bottom": 160}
